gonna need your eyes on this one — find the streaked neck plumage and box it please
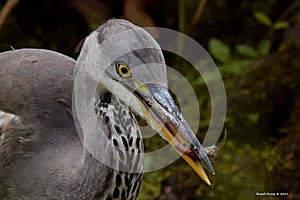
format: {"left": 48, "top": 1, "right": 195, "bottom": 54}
{"left": 78, "top": 90, "right": 144, "bottom": 200}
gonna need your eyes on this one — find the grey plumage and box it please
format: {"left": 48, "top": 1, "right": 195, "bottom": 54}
{"left": 0, "top": 19, "right": 215, "bottom": 199}
{"left": 0, "top": 48, "right": 143, "bottom": 199}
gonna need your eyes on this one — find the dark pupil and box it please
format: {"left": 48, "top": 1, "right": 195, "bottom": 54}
{"left": 120, "top": 67, "right": 128, "bottom": 75}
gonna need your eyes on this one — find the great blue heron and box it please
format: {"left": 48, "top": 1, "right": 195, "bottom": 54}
{"left": 0, "top": 19, "right": 215, "bottom": 199}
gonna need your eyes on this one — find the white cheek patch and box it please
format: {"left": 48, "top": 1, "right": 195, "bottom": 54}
{"left": 103, "top": 77, "right": 144, "bottom": 117}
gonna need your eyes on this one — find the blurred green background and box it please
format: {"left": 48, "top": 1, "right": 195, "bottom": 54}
{"left": 0, "top": 0, "right": 299, "bottom": 199}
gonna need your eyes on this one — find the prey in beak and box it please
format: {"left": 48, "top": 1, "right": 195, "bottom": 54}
{"left": 131, "top": 82, "right": 216, "bottom": 185}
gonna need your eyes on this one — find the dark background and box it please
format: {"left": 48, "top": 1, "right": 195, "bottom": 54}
{"left": 0, "top": 0, "right": 299, "bottom": 199}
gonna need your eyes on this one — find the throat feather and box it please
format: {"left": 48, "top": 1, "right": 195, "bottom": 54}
{"left": 94, "top": 92, "right": 144, "bottom": 171}
{"left": 94, "top": 92, "right": 144, "bottom": 199}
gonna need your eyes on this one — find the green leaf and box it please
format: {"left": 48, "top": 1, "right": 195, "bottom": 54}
{"left": 257, "top": 39, "right": 272, "bottom": 56}
{"left": 221, "top": 59, "right": 252, "bottom": 74}
{"left": 254, "top": 11, "right": 272, "bottom": 27}
{"left": 208, "top": 38, "right": 231, "bottom": 63}
{"left": 273, "top": 21, "right": 290, "bottom": 30}
{"left": 236, "top": 44, "right": 258, "bottom": 58}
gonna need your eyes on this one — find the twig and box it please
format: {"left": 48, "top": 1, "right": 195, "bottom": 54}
{"left": 191, "top": 0, "right": 207, "bottom": 30}
{"left": 277, "top": 0, "right": 299, "bottom": 22}
{"left": 0, "top": 0, "right": 19, "bottom": 30}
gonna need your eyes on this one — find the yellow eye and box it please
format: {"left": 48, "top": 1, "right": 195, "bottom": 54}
{"left": 117, "top": 63, "right": 131, "bottom": 78}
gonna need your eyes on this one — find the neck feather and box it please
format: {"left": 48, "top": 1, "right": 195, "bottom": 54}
{"left": 75, "top": 91, "right": 144, "bottom": 199}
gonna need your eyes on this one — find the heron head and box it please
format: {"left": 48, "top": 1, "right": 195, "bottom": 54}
{"left": 76, "top": 19, "right": 215, "bottom": 185}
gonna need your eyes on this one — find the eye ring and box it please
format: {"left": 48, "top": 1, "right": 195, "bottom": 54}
{"left": 117, "top": 63, "right": 131, "bottom": 78}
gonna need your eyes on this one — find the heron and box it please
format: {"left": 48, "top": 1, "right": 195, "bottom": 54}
{"left": 0, "top": 19, "right": 215, "bottom": 199}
